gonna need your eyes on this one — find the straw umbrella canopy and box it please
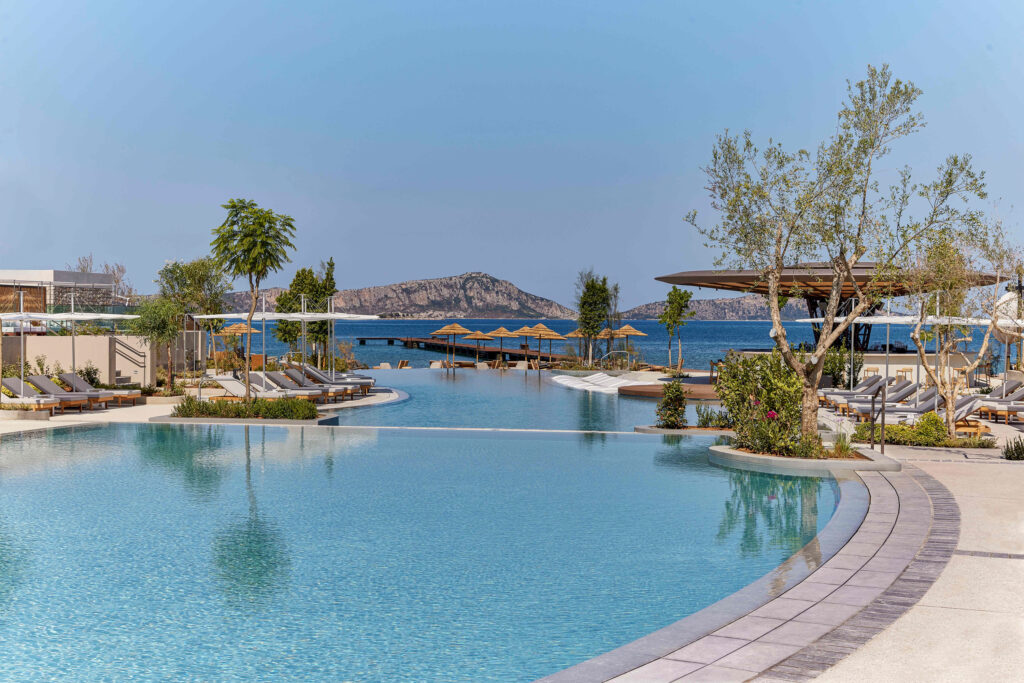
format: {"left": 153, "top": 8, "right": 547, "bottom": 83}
{"left": 615, "top": 324, "right": 648, "bottom": 366}
{"left": 536, "top": 330, "right": 566, "bottom": 363}
{"left": 432, "top": 325, "right": 458, "bottom": 366}
{"left": 444, "top": 323, "right": 471, "bottom": 369}
{"left": 486, "top": 326, "right": 518, "bottom": 365}
{"left": 462, "top": 331, "right": 494, "bottom": 362}
{"left": 512, "top": 326, "right": 538, "bottom": 365}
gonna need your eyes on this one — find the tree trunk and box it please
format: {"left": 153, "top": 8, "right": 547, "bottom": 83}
{"left": 245, "top": 286, "right": 257, "bottom": 402}
{"left": 208, "top": 322, "right": 218, "bottom": 375}
{"left": 167, "top": 343, "right": 174, "bottom": 390}
{"left": 801, "top": 382, "right": 819, "bottom": 438}
{"left": 667, "top": 336, "right": 672, "bottom": 369}
{"left": 677, "top": 334, "right": 683, "bottom": 371}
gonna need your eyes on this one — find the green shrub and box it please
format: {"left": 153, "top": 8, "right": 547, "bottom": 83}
{"left": 853, "top": 412, "right": 996, "bottom": 448}
{"left": 695, "top": 403, "right": 734, "bottom": 428}
{"left": 1004, "top": 437, "right": 1024, "bottom": 460}
{"left": 822, "top": 341, "right": 863, "bottom": 389}
{"left": 656, "top": 381, "right": 688, "bottom": 429}
{"left": 717, "top": 350, "right": 803, "bottom": 455}
{"left": 77, "top": 361, "right": 101, "bottom": 386}
{"left": 172, "top": 395, "right": 319, "bottom": 420}
{"left": 793, "top": 433, "right": 827, "bottom": 459}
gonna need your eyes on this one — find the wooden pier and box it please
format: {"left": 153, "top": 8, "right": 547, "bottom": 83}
{"left": 356, "top": 336, "right": 570, "bottom": 362}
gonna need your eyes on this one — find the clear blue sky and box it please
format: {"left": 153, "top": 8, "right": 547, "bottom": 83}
{"left": 1, "top": 1, "right": 1022, "bottom": 308}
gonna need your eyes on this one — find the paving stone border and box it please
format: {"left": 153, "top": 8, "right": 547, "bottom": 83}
{"left": 542, "top": 461, "right": 959, "bottom": 682}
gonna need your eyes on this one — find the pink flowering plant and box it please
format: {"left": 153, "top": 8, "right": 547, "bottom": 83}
{"left": 717, "top": 350, "right": 806, "bottom": 455}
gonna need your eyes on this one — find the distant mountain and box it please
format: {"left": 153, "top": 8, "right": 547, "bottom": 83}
{"left": 225, "top": 272, "right": 575, "bottom": 319}
{"left": 621, "top": 294, "right": 807, "bottom": 321}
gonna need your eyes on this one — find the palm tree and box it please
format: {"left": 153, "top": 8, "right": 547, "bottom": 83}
{"left": 211, "top": 199, "right": 296, "bottom": 400}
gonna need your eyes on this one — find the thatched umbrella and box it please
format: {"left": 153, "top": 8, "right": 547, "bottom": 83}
{"left": 615, "top": 324, "right": 648, "bottom": 367}
{"left": 431, "top": 325, "right": 457, "bottom": 367}
{"left": 536, "top": 330, "right": 567, "bottom": 364}
{"left": 462, "top": 331, "right": 494, "bottom": 362}
{"left": 486, "top": 327, "right": 518, "bottom": 366}
{"left": 512, "top": 326, "right": 538, "bottom": 368}
{"left": 445, "top": 323, "right": 471, "bottom": 370}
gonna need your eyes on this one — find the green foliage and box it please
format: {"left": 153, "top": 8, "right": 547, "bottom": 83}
{"left": 1003, "top": 437, "right": 1024, "bottom": 460}
{"left": 831, "top": 433, "right": 857, "bottom": 458}
{"left": 717, "top": 350, "right": 804, "bottom": 455}
{"left": 172, "top": 395, "right": 318, "bottom": 420}
{"left": 577, "top": 275, "right": 610, "bottom": 340}
{"left": 656, "top": 381, "right": 688, "bottom": 429}
{"left": 853, "top": 413, "right": 996, "bottom": 448}
{"left": 158, "top": 258, "right": 229, "bottom": 312}
{"left": 695, "top": 403, "right": 734, "bottom": 428}
{"left": 793, "top": 434, "right": 827, "bottom": 459}
{"left": 822, "top": 341, "right": 863, "bottom": 388}
{"left": 659, "top": 286, "right": 694, "bottom": 368}
{"left": 275, "top": 258, "right": 337, "bottom": 356}
{"left": 210, "top": 199, "right": 297, "bottom": 289}
{"left": 129, "top": 297, "right": 184, "bottom": 347}
{"left": 77, "top": 361, "right": 101, "bottom": 386}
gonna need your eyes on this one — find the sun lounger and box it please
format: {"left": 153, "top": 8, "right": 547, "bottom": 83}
{"left": 988, "top": 379, "right": 1023, "bottom": 399}
{"left": 845, "top": 383, "right": 921, "bottom": 421}
{"left": 213, "top": 377, "right": 288, "bottom": 401}
{"left": 60, "top": 373, "right": 142, "bottom": 406}
{"left": 429, "top": 361, "right": 443, "bottom": 369}
{"left": 396, "top": 360, "right": 411, "bottom": 369}
{"left": 282, "top": 369, "right": 359, "bottom": 400}
{"left": 819, "top": 375, "right": 885, "bottom": 406}
{"left": 29, "top": 375, "right": 110, "bottom": 409}
{"left": 831, "top": 379, "right": 910, "bottom": 415}
{"left": 0, "top": 379, "right": 60, "bottom": 413}
{"left": 296, "top": 364, "right": 374, "bottom": 393}
{"left": 249, "top": 373, "right": 322, "bottom": 401}
{"left": 3, "top": 378, "right": 84, "bottom": 413}
{"left": 374, "top": 362, "right": 392, "bottom": 369}
{"left": 270, "top": 371, "right": 352, "bottom": 402}
{"left": 510, "top": 361, "right": 528, "bottom": 370}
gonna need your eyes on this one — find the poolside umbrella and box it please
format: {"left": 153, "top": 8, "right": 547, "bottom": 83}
{"left": 486, "top": 326, "right": 518, "bottom": 367}
{"left": 536, "top": 330, "right": 566, "bottom": 363}
{"left": 462, "top": 331, "right": 493, "bottom": 362}
{"left": 445, "top": 323, "right": 471, "bottom": 370}
{"left": 432, "top": 325, "right": 457, "bottom": 367}
{"left": 564, "top": 328, "right": 584, "bottom": 359}
{"left": 615, "top": 324, "right": 648, "bottom": 367}
{"left": 512, "top": 326, "right": 538, "bottom": 367}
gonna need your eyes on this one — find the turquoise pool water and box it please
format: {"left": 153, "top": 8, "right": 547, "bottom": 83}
{"left": 332, "top": 369, "right": 682, "bottom": 430}
{"left": 0, "top": 424, "right": 836, "bottom": 681}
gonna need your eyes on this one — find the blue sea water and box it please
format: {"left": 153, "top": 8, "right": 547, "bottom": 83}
{"left": 0, "top": 424, "right": 836, "bottom": 681}
{"left": 249, "top": 319, "right": 996, "bottom": 371}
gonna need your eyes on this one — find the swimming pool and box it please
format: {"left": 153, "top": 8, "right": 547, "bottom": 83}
{"left": 332, "top": 369, "right": 682, "bottom": 431}
{"left": 0, "top": 423, "right": 836, "bottom": 681}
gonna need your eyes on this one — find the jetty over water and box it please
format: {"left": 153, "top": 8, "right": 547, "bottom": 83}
{"left": 356, "top": 336, "right": 570, "bottom": 362}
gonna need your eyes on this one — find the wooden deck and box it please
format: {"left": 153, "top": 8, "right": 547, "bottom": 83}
{"left": 356, "top": 336, "right": 570, "bottom": 362}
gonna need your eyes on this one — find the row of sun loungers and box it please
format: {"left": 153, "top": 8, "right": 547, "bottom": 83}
{"left": 818, "top": 374, "right": 1005, "bottom": 437}
{"left": 211, "top": 365, "right": 376, "bottom": 404}
{"left": 1, "top": 373, "right": 141, "bottom": 414}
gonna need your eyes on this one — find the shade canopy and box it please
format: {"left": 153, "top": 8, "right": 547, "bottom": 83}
{"left": 615, "top": 324, "right": 647, "bottom": 337}
{"left": 656, "top": 261, "right": 999, "bottom": 298}
{"left": 486, "top": 327, "right": 518, "bottom": 338}
{"left": 431, "top": 325, "right": 457, "bottom": 336}
{"left": 596, "top": 328, "right": 618, "bottom": 339}
{"left": 512, "top": 326, "right": 537, "bottom": 337}
{"left": 564, "top": 329, "right": 583, "bottom": 338}
{"left": 462, "top": 331, "right": 494, "bottom": 341}
{"left": 218, "top": 323, "right": 260, "bottom": 335}
{"left": 530, "top": 323, "right": 554, "bottom": 333}
{"left": 445, "top": 322, "right": 471, "bottom": 335}
{"left": 0, "top": 312, "right": 138, "bottom": 321}
{"left": 536, "top": 330, "right": 566, "bottom": 340}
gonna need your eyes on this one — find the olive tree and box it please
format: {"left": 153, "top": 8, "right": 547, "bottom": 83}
{"left": 689, "top": 65, "right": 989, "bottom": 437}
{"left": 905, "top": 226, "right": 1016, "bottom": 436}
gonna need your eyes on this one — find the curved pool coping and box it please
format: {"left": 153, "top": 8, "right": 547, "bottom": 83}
{"left": 540, "top": 447, "right": 958, "bottom": 683}
{"left": 538, "top": 462, "right": 868, "bottom": 683}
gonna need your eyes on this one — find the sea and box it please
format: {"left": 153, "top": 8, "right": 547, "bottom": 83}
{"left": 241, "top": 319, "right": 1003, "bottom": 371}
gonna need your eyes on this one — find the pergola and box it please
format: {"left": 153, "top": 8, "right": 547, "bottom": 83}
{"left": 656, "top": 261, "right": 1000, "bottom": 350}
